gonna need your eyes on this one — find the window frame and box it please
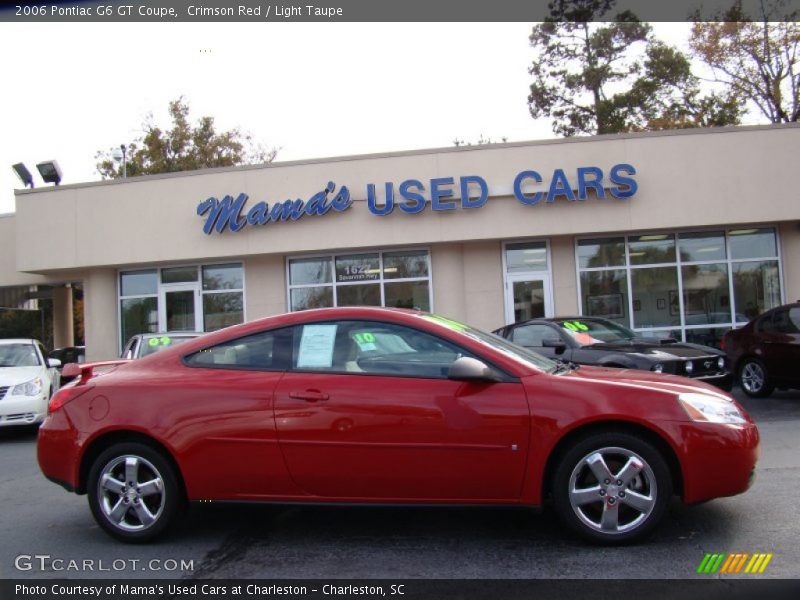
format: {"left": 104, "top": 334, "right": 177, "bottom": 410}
{"left": 574, "top": 226, "right": 785, "bottom": 344}
{"left": 118, "top": 261, "right": 246, "bottom": 354}
{"left": 285, "top": 247, "right": 434, "bottom": 312}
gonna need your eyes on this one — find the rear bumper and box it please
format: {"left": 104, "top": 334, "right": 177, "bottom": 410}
{"left": 37, "top": 411, "right": 82, "bottom": 493}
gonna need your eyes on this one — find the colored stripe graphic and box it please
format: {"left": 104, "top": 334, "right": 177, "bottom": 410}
{"left": 699, "top": 552, "right": 773, "bottom": 575}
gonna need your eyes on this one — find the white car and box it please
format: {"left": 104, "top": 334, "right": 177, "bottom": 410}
{"left": 0, "top": 339, "right": 61, "bottom": 428}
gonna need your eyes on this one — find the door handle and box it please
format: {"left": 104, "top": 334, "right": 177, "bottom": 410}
{"left": 288, "top": 390, "right": 330, "bottom": 402}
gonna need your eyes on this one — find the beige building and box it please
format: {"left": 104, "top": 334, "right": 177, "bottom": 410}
{"left": 2, "top": 124, "right": 798, "bottom": 361}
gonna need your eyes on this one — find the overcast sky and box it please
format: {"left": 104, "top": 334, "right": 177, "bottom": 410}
{"left": 0, "top": 22, "right": 694, "bottom": 214}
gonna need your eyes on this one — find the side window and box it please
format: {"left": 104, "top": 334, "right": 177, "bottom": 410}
{"left": 789, "top": 307, "right": 800, "bottom": 333}
{"left": 292, "top": 320, "right": 474, "bottom": 379}
{"left": 186, "top": 328, "right": 291, "bottom": 370}
{"left": 758, "top": 312, "right": 776, "bottom": 333}
{"left": 511, "top": 324, "right": 561, "bottom": 347}
{"left": 771, "top": 308, "right": 798, "bottom": 334}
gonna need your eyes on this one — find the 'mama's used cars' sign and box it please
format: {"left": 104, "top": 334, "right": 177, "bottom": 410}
{"left": 196, "top": 164, "right": 637, "bottom": 235}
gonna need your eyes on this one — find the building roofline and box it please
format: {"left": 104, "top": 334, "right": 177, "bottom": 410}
{"left": 13, "top": 122, "right": 800, "bottom": 196}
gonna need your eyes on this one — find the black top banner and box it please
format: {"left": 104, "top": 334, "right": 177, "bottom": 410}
{"left": 1, "top": 0, "right": 799, "bottom": 22}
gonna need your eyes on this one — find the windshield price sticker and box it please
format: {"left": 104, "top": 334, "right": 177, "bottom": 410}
{"left": 353, "top": 332, "right": 377, "bottom": 351}
{"left": 148, "top": 337, "right": 173, "bottom": 347}
{"left": 563, "top": 321, "right": 590, "bottom": 332}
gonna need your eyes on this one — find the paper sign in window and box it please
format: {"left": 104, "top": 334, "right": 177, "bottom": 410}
{"left": 297, "top": 324, "right": 338, "bottom": 368}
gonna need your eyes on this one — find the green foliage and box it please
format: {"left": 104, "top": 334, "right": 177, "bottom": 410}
{"left": 95, "top": 97, "right": 277, "bottom": 179}
{"left": 528, "top": 0, "right": 743, "bottom": 136}
{"left": 690, "top": 1, "right": 800, "bottom": 123}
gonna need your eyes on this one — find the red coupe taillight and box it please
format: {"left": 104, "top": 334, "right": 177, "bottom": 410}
{"left": 48, "top": 385, "right": 92, "bottom": 414}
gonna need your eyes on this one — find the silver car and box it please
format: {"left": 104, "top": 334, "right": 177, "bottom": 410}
{"left": 121, "top": 332, "right": 202, "bottom": 359}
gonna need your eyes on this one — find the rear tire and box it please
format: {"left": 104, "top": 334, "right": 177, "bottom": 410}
{"left": 87, "top": 442, "right": 180, "bottom": 543}
{"left": 552, "top": 432, "right": 672, "bottom": 545}
{"left": 738, "top": 358, "right": 773, "bottom": 398}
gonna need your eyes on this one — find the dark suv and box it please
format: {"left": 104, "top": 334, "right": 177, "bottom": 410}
{"left": 722, "top": 302, "right": 800, "bottom": 397}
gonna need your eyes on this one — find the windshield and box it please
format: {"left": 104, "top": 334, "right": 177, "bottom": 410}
{"left": 556, "top": 318, "right": 636, "bottom": 347}
{"left": 139, "top": 335, "right": 197, "bottom": 357}
{"left": 419, "top": 314, "right": 558, "bottom": 373}
{"left": 0, "top": 343, "right": 41, "bottom": 367}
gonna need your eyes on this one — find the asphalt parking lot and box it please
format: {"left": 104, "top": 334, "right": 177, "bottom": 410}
{"left": 1, "top": 386, "right": 798, "bottom": 581}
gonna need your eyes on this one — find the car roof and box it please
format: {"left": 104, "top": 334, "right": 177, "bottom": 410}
{"left": 0, "top": 338, "right": 39, "bottom": 344}
{"left": 138, "top": 332, "right": 202, "bottom": 337}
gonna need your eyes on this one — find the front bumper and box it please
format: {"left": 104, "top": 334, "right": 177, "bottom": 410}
{"left": 692, "top": 371, "right": 733, "bottom": 391}
{"left": 674, "top": 420, "right": 760, "bottom": 504}
{"left": 0, "top": 393, "right": 47, "bottom": 427}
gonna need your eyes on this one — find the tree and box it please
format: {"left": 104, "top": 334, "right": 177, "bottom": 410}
{"left": 95, "top": 97, "right": 277, "bottom": 179}
{"left": 690, "top": 1, "right": 800, "bottom": 123}
{"left": 528, "top": 0, "right": 742, "bottom": 136}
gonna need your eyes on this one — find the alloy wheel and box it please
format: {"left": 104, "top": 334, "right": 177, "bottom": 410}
{"left": 96, "top": 455, "right": 165, "bottom": 532}
{"left": 568, "top": 446, "right": 657, "bottom": 535}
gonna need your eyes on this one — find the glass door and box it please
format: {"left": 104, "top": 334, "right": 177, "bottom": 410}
{"left": 504, "top": 274, "right": 552, "bottom": 324}
{"left": 159, "top": 284, "right": 201, "bottom": 332}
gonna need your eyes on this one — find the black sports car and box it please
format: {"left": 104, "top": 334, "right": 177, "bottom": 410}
{"left": 494, "top": 317, "right": 732, "bottom": 390}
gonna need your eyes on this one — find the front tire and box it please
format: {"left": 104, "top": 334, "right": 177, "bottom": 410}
{"left": 87, "top": 442, "right": 180, "bottom": 543}
{"left": 552, "top": 432, "right": 672, "bottom": 545}
{"left": 738, "top": 358, "right": 773, "bottom": 398}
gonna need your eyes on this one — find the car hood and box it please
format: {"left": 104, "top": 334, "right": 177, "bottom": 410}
{"left": 0, "top": 366, "right": 46, "bottom": 386}
{"left": 584, "top": 340, "right": 722, "bottom": 359}
{"left": 561, "top": 364, "right": 731, "bottom": 398}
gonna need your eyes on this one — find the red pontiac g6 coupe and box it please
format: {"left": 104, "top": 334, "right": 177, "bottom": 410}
{"left": 38, "top": 307, "right": 759, "bottom": 544}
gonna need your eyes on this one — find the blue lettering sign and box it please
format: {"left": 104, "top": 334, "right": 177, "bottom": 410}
{"left": 609, "top": 164, "right": 637, "bottom": 199}
{"left": 513, "top": 171, "right": 544, "bottom": 205}
{"left": 198, "top": 166, "right": 636, "bottom": 233}
{"left": 197, "top": 182, "right": 350, "bottom": 235}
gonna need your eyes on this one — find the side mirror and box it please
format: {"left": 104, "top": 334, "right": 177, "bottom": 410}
{"left": 47, "top": 358, "right": 62, "bottom": 368}
{"left": 448, "top": 356, "right": 504, "bottom": 383}
{"left": 542, "top": 338, "right": 567, "bottom": 354}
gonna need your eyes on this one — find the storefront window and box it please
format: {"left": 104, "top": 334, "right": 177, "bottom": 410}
{"left": 161, "top": 266, "right": 198, "bottom": 284}
{"left": 336, "top": 283, "right": 381, "bottom": 307}
{"left": 631, "top": 266, "right": 680, "bottom": 328}
{"left": 119, "top": 263, "right": 245, "bottom": 349}
{"left": 576, "top": 228, "right": 782, "bottom": 346}
{"left": 680, "top": 263, "right": 731, "bottom": 325}
{"left": 203, "top": 292, "right": 244, "bottom": 331}
{"left": 733, "top": 260, "right": 781, "bottom": 321}
{"left": 289, "top": 257, "right": 332, "bottom": 286}
{"left": 577, "top": 237, "right": 625, "bottom": 269}
{"left": 290, "top": 287, "right": 333, "bottom": 311}
{"left": 385, "top": 281, "right": 430, "bottom": 310}
{"left": 203, "top": 263, "right": 243, "bottom": 290}
{"left": 580, "top": 270, "right": 628, "bottom": 326}
{"left": 678, "top": 231, "right": 726, "bottom": 262}
{"left": 384, "top": 250, "right": 429, "bottom": 279}
{"left": 120, "top": 270, "right": 157, "bottom": 296}
{"left": 120, "top": 297, "right": 157, "bottom": 346}
{"left": 335, "top": 254, "right": 380, "bottom": 283}
{"left": 288, "top": 249, "right": 431, "bottom": 312}
{"left": 628, "top": 234, "right": 676, "bottom": 265}
{"left": 729, "top": 228, "right": 778, "bottom": 259}
{"left": 506, "top": 242, "right": 548, "bottom": 272}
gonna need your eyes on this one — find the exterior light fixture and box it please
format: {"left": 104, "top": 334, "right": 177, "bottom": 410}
{"left": 12, "top": 163, "right": 35, "bottom": 188}
{"left": 110, "top": 144, "right": 127, "bottom": 178}
{"left": 36, "top": 160, "right": 63, "bottom": 185}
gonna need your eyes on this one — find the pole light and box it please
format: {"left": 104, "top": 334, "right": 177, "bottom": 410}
{"left": 36, "top": 160, "right": 63, "bottom": 185}
{"left": 111, "top": 144, "right": 127, "bottom": 178}
{"left": 12, "top": 163, "right": 35, "bottom": 188}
